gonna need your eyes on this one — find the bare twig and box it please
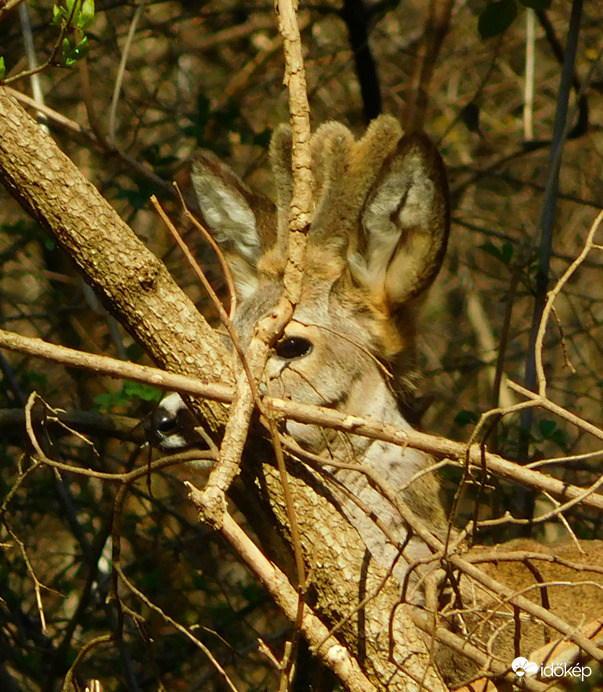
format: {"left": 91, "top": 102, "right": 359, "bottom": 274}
{"left": 523, "top": 9, "right": 535, "bottom": 141}
{"left": 519, "top": 0, "right": 584, "bottom": 479}
{"left": 0, "top": 0, "right": 26, "bottom": 22}
{"left": 172, "top": 183, "right": 238, "bottom": 318}
{"left": 5, "top": 87, "right": 180, "bottom": 201}
{"left": 221, "top": 14, "right": 310, "bottom": 105}
{"left": 275, "top": 0, "right": 312, "bottom": 303}
{"left": 507, "top": 379, "right": 603, "bottom": 444}
{"left": 2, "top": 326, "right": 602, "bottom": 515}
{"left": 108, "top": 0, "right": 146, "bottom": 146}
{"left": 451, "top": 617, "right": 603, "bottom": 692}
{"left": 403, "top": 0, "right": 454, "bottom": 132}
{"left": 534, "top": 209, "right": 603, "bottom": 396}
{"left": 113, "top": 563, "right": 241, "bottom": 692}
{"left": 0, "top": 327, "right": 232, "bottom": 403}
{"left": 409, "top": 607, "right": 548, "bottom": 692}
{"left": 198, "top": 301, "right": 292, "bottom": 519}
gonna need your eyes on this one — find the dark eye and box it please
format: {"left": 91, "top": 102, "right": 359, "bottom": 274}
{"left": 274, "top": 336, "right": 313, "bottom": 360}
{"left": 155, "top": 411, "right": 177, "bottom": 434}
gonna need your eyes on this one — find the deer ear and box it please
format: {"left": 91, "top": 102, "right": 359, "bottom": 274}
{"left": 190, "top": 151, "right": 276, "bottom": 299}
{"left": 357, "top": 132, "right": 449, "bottom": 309}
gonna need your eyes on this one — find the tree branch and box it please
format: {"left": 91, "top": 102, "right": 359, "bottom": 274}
{"left": 0, "top": 87, "right": 231, "bottom": 435}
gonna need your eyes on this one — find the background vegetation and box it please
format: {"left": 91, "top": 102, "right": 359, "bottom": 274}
{"left": 0, "top": 0, "right": 601, "bottom": 689}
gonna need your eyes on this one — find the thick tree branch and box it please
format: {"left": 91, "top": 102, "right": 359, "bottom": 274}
{"left": 0, "top": 87, "right": 231, "bottom": 434}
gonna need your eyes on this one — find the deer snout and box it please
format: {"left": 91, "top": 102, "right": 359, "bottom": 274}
{"left": 144, "top": 393, "right": 204, "bottom": 450}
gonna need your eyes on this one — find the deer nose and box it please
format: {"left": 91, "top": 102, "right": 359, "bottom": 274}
{"left": 144, "top": 393, "right": 204, "bottom": 450}
{"left": 144, "top": 408, "right": 175, "bottom": 446}
{"left": 154, "top": 409, "right": 178, "bottom": 434}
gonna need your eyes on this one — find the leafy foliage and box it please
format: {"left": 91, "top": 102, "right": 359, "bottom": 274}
{"left": 52, "top": 0, "right": 95, "bottom": 31}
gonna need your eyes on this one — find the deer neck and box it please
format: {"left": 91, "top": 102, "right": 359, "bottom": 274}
{"left": 311, "top": 375, "right": 445, "bottom": 600}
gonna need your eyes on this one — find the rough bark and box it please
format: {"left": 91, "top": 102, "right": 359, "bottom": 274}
{"left": 0, "top": 87, "right": 230, "bottom": 435}
{"left": 249, "top": 457, "right": 446, "bottom": 690}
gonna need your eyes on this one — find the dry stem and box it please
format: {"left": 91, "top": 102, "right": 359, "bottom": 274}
{"left": 535, "top": 209, "right": 603, "bottom": 396}
{"left": 275, "top": 0, "right": 312, "bottom": 302}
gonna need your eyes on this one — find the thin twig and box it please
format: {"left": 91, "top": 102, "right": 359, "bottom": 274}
{"left": 113, "top": 563, "right": 241, "bottom": 692}
{"left": 172, "top": 182, "right": 238, "bottom": 318}
{"left": 519, "top": 0, "right": 584, "bottom": 470}
{"left": 2, "top": 328, "right": 602, "bottom": 513}
{"left": 534, "top": 209, "right": 603, "bottom": 396}
{"left": 507, "top": 379, "right": 603, "bottom": 443}
{"left": 108, "top": 0, "right": 146, "bottom": 146}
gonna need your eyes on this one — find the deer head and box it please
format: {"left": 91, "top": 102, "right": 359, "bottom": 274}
{"left": 193, "top": 116, "right": 448, "bottom": 413}
{"left": 150, "top": 116, "right": 448, "bottom": 452}
{"left": 147, "top": 114, "right": 450, "bottom": 589}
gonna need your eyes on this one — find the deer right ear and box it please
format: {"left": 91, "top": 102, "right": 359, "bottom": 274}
{"left": 358, "top": 132, "right": 449, "bottom": 309}
{"left": 190, "top": 151, "right": 276, "bottom": 299}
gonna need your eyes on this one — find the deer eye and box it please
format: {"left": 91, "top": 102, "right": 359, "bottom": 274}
{"left": 274, "top": 336, "right": 313, "bottom": 360}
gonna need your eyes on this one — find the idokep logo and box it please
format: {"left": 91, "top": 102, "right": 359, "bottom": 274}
{"left": 512, "top": 657, "right": 538, "bottom": 678}
{"left": 511, "top": 656, "right": 593, "bottom": 683}
{"left": 540, "top": 662, "right": 592, "bottom": 682}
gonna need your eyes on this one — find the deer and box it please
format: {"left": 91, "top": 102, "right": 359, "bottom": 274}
{"left": 146, "top": 115, "right": 603, "bottom": 690}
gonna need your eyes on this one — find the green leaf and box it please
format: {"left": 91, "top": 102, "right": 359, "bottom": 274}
{"left": 94, "top": 381, "right": 160, "bottom": 411}
{"left": 20, "top": 370, "right": 49, "bottom": 391}
{"left": 52, "top": 5, "right": 63, "bottom": 24}
{"left": 62, "top": 36, "right": 72, "bottom": 53}
{"left": 501, "top": 242, "right": 513, "bottom": 265}
{"left": 62, "top": 36, "right": 89, "bottom": 66}
{"left": 480, "top": 240, "right": 501, "bottom": 261}
{"left": 121, "top": 381, "right": 162, "bottom": 403}
{"left": 480, "top": 240, "right": 514, "bottom": 266}
{"left": 78, "top": 0, "right": 95, "bottom": 29}
{"left": 478, "top": 0, "right": 518, "bottom": 39}
{"left": 538, "top": 419, "right": 557, "bottom": 438}
{"left": 53, "top": 0, "right": 95, "bottom": 29}
{"left": 549, "top": 429, "right": 568, "bottom": 450}
{"left": 537, "top": 419, "right": 568, "bottom": 451}
{"left": 125, "top": 342, "right": 145, "bottom": 362}
{"left": 141, "top": 144, "right": 178, "bottom": 170}
{"left": 0, "top": 57, "right": 5, "bottom": 80}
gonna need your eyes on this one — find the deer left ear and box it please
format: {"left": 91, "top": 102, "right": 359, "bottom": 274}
{"left": 359, "top": 132, "right": 450, "bottom": 308}
{"left": 190, "top": 151, "right": 277, "bottom": 299}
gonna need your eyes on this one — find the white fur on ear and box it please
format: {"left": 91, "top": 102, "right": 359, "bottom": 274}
{"left": 191, "top": 165, "right": 261, "bottom": 263}
{"left": 362, "top": 153, "right": 435, "bottom": 287}
{"left": 363, "top": 151, "right": 435, "bottom": 244}
{"left": 357, "top": 136, "right": 447, "bottom": 306}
